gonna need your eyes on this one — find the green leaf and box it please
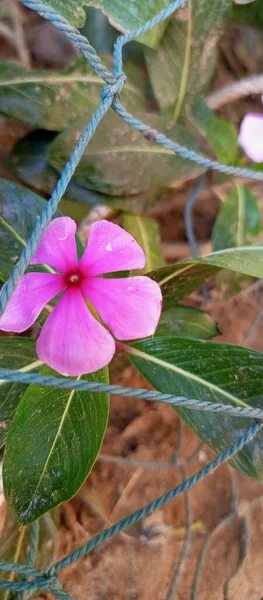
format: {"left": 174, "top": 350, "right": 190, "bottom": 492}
{"left": 3, "top": 366, "right": 109, "bottom": 524}
{"left": 122, "top": 214, "right": 165, "bottom": 273}
{"left": 150, "top": 246, "right": 263, "bottom": 303}
{"left": 232, "top": 0, "right": 263, "bottom": 29}
{"left": 156, "top": 306, "right": 220, "bottom": 338}
{"left": 30, "top": 0, "right": 88, "bottom": 28}
{"left": 8, "top": 131, "right": 170, "bottom": 214}
{"left": 0, "top": 178, "right": 62, "bottom": 281}
{"left": 145, "top": 0, "right": 231, "bottom": 117}
{"left": 0, "top": 338, "right": 41, "bottom": 449}
{"left": 191, "top": 100, "right": 238, "bottom": 165}
{"left": 128, "top": 337, "right": 263, "bottom": 479}
{"left": 8, "top": 130, "right": 109, "bottom": 208}
{"left": 212, "top": 185, "right": 261, "bottom": 251}
{"left": 0, "top": 59, "right": 146, "bottom": 130}
{"left": 48, "top": 112, "right": 204, "bottom": 195}
{"left": 85, "top": 0, "right": 171, "bottom": 48}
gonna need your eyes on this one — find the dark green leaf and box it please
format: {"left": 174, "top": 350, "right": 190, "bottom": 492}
{"left": 0, "top": 59, "right": 146, "bottom": 129}
{"left": 122, "top": 214, "right": 165, "bottom": 273}
{"left": 8, "top": 130, "right": 109, "bottom": 208}
{"left": 156, "top": 306, "right": 220, "bottom": 338}
{"left": 82, "top": 7, "right": 117, "bottom": 55}
{"left": 191, "top": 100, "right": 238, "bottom": 165}
{"left": 85, "top": 0, "right": 170, "bottom": 48}
{"left": 0, "top": 338, "right": 41, "bottom": 449}
{"left": 212, "top": 185, "right": 261, "bottom": 251}
{"left": 0, "top": 178, "right": 61, "bottom": 281}
{"left": 150, "top": 246, "right": 263, "bottom": 303}
{"left": 128, "top": 337, "right": 263, "bottom": 479}
{"left": 145, "top": 0, "right": 231, "bottom": 117}
{"left": 232, "top": 0, "right": 263, "bottom": 29}
{"left": 48, "top": 112, "right": 204, "bottom": 195}
{"left": 3, "top": 366, "right": 109, "bottom": 524}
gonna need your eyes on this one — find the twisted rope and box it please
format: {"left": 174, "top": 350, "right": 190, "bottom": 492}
{"left": 1, "top": 0, "right": 263, "bottom": 314}
{"left": 0, "top": 1, "right": 263, "bottom": 598}
{"left": 0, "top": 421, "right": 260, "bottom": 598}
{"left": 0, "top": 367, "right": 263, "bottom": 420}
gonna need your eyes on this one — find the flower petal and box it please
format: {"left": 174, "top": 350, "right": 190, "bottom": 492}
{"left": 0, "top": 273, "right": 65, "bottom": 333}
{"left": 37, "top": 287, "right": 115, "bottom": 376}
{"left": 30, "top": 217, "right": 78, "bottom": 273}
{"left": 79, "top": 220, "right": 145, "bottom": 276}
{"left": 82, "top": 276, "right": 162, "bottom": 340}
{"left": 239, "top": 114, "right": 263, "bottom": 163}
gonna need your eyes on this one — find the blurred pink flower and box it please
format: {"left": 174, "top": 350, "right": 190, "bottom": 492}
{"left": 239, "top": 95, "right": 263, "bottom": 162}
{"left": 0, "top": 218, "right": 162, "bottom": 376}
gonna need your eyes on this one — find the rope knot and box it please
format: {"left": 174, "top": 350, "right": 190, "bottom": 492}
{"left": 101, "top": 72, "right": 127, "bottom": 102}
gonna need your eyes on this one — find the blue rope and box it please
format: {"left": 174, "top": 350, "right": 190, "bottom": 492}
{"left": 0, "top": 421, "right": 260, "bottom": 598}
{"left": 0, "top": 0, "right": 262, "bottom": 315}
{"left": 0, "top": 1, "right": 263, "bottom": 598}
{"left": 0, "top": 367, "right": 263, "bottom": 420}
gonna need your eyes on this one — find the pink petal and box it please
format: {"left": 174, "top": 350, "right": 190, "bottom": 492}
{"left": 30, "top": 217, "right": 78, "bottom": 273}
{"left": 37, "top": 287, "right": 115, "bottom": 376}
{"left": 239, "top": 114, "right": 263, "bottom": 163}
{"left": 82, "top": 276, "right": 162, "bottom": 340}
{"left": 79, "top": 220, "right": 145, "bottom": 276}
{"left": 0, "top": 273, "right": 65, "bottom": 333}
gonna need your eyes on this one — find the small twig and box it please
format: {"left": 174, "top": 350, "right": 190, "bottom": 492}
{"left": 0, "top": 21, "right": 17, "bottom": 47}
{"left": 206, "top": 74, "right": 263, "bottom": 110}
{"left": 10, "top": 0, "right": 31, "bottom": 67}
{"left": 184, "top": 173, "right": 208, "bottom": 259}
{"left": 243, "top": 307, "right": 263, "bottom": 347}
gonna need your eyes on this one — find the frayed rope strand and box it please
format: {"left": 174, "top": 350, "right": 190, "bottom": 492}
{"left": 0, "top": 421, "right": 260, "bottom": 598}
{"left": 49, "top": 421, "right": 261, "bottom": 571}
{"left": 0, "top": 368, "right": 263, "bottom": 420}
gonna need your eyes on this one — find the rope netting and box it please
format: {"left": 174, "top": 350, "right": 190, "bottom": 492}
{"left": 0, "top": 0, "right": 263, "bottom": 598}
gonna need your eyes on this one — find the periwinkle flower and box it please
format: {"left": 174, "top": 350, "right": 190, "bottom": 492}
{"left": 0, "top": 218, "right": 162, "bottom": 376}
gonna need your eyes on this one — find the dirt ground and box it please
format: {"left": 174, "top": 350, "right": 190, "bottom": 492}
{"left": 1, "top": 6, "right": 263, "bottom": 600}
{"left": 50, "top": 281, "right": 263, "bottom": 600}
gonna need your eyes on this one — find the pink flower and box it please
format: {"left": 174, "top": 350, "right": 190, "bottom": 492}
{"left": 0, "top": 218, "right": 162, "bottom": 376}
{"left": 239, "top": 95, "right": 263, "bottom": 163}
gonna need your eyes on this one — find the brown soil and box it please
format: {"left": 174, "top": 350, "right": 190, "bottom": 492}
{"left": 1, "top": 9, "right": 263, "bottom": 600}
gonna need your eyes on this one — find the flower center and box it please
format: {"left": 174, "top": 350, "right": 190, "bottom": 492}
{"left": 66, "top": 270, "right": 81, "bottom": 285}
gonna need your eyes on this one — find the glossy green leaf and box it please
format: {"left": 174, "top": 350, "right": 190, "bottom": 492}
{"left": 156, "top": 306, "right": 220, "bottom": 338}
{"left": 85, "top": 0, "right": 170, "bottom": 48}
{"left": 8, "top": 131, "right": 169, "bottom": 214}
{"left": 191, "top": 100, "right": 238, "bottom": 165}
{"left": 212, "top": 185, "right": 261, "bottom": 251}
{"left": 0, "top": 338, "right": 41, "bottom": 449}
{"left": 8, "top": 130, "right": 109, "bottom": 208}
{"left": 48, "top": 112, "right": 203, "bottom": 195}
{"left": 0, "top": 59, "right": 146, "bottom": 130}
{"left": 128, "top": 337, "right": 263, "bottom": 479}
{"left": 3, "top": 366, "right": 109, "bottom": 524}
{"left": 40, "top": 0, "right": 87, "bottom": 27}
{"left": 122, "top": 214, "right": 165, "bottom": 273}
{"left": 150, "top": 246, "right": 263, "bottom": 303}
{"left": 0, "top": 178, "right": 61, "bottom": 281}
{"left": 145, "top": 0, "right": 231, "bottom": 117}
